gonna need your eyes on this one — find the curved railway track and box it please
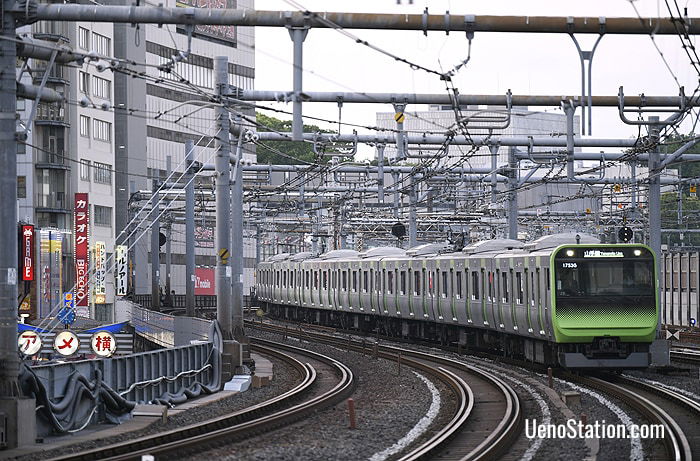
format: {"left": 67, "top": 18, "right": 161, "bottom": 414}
{"left": 563, "top": 372, "right": 700, "bottom": 461}
{"left": 249, "top": 321, "right": 522, "bottom": 461}
{"left": 670, "top": 348, "right": 700, "bottom": 365}
{"left": 46, "top": 339, "right": 355, "bottom": 461}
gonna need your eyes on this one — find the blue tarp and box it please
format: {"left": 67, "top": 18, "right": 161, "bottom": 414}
{"left": 81, "top": 321, "right": 129, "bottom": 334}
{"left": 17, "top": 324, "right": 50, "bottom": 333}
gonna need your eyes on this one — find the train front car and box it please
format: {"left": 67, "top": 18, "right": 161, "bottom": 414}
{"left": 551, "top": 245, "right": 658, "bottom": 368}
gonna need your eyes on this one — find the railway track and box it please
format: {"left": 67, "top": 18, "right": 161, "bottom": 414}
{"left": 46, "top": 339, "right": 355, "bottom": 461}
{"left": 248, "top": 321, "right": 522, "bottom": 461}
{"left": 563, "top": 372, "right": 700, "bottom": 461}
{"left": 670, "top": 348, "right": 700, "bottom": 365}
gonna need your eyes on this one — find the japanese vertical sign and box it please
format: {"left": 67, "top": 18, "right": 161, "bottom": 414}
{"left": 115, "top": 245, "right": 127, "bottom": 296}
{"left": 94, "top": 241, "right": 106, "bottom": 304}
{"left": 21, "top": 225, "right": 35, "bottom": 281}
{"left": 39, "top": 230, "right": 62, "bottom": 318}
{"left": 74, "top": 193, "right": 89, "bottom": 316}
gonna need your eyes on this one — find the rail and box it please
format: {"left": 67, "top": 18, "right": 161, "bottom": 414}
{"left": 47, "top": 339, "right": 354, "bottom": 461}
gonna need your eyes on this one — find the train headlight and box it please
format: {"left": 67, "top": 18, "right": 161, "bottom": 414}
{"left": 633, "top": 249, "right": 642, "bottom": 256}
{"left": 566, "top": 249, "right": 575, "bottom": 257}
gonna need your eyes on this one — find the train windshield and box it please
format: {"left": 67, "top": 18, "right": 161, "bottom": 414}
{"left": 555, "top": 260, "right": 654, "bottom": 299}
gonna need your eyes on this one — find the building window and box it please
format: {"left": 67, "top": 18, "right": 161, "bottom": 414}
{"left": 93, "top": 32, "right": 111, "bottom": 56}
{"left": 93, "top": 162, "right": 112, "bottom": 185}
{"left": 94, "top": 205, "right": 112, "bottom": 228}
{"left": 93, "top": 119, "right": 111, "bottom": 142}
{"left": 78, "top": 27, "right": 90, "bottom": 50}
{"left": 92, "top": 75, "right": 111, "bottom": 100}
{"left": 79, "top": 160, "right": 91, "bottom": 181}
{"left": 17, "top": 176, "right": 26, "bottom": 198}
{"left": 79, "top": 115, "right": 90, "bottom": 137}
{"left": 79, "top": 71, "right": 89, "bottom": 94}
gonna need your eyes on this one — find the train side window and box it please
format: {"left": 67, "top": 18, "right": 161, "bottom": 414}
{"left": 305, "top": 271, "right": 309, "bottom": 289}
{"left": 545, "top": 268, "right": 550, "bottom": 291}
{"left": 277, "top": 271, "right": 280, "bottom": 286}
{"left": 323, "top": 270, "right": 327, "bottom": 289}
{"left": 501, "top": 271, "right": 509, "bottom": 303}
{"left": 363, "top": 271, "right": 369, "bottom": 293}
{"left": 333, "top": 270, "right": 337, "bottom": 289}
{"left": 471, "top": 271, "right": 479, "bottom": 300}
{"left": 400, "top": 271, "right": 407, "bottom": 295}
{"left": 456, "top": 271, "right": 463, "bottom": 298}
{"left": 314, "top": 271, "right": 318, "bottom": 289}
{"left": 414, "top": 270, "right": 421, "bottom": 296}
{"left": 422, "top": 268, "right": 427, "bottom": 296}
{"left": 352, "top": 271, "right": 358, "bottom": 292}
{"left": 516, "top": 271, "right": 523, "bottom": 304}
{"left": 488, "top": 271, "right": 494, "bottom": 301}
{"left": 388, "top": 271, "right": 394, "bottom": 294}
{"left": 530, "top": 271, "right": 535, "bottom": 303}
{"left": 381, "top": 269, "right": 386, "bottom": 292}
{"left": 442, "top": 271, "right": 448, "bottom": 298}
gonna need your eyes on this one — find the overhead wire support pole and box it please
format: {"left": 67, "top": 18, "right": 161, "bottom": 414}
{"left": 508, "top": 147, "right": 518, "bottom": 240}
{"left": 288, "top": 26, "right": 308, "bottom": 141}
{"left": 185, "top": 140, "right": 196, "bottom": 317}
{"left": 150, "top": 179, "right": 161, "bottom": 312}
{"left": 231, "top": 117, "right": 245, "bottom": 341}
{"left": 567, "top": 16, "right": 605, "bottom": 135}
{"left": 214, "top": 56, "right": 233, "bottom": 338}
{"left": 0, "top": 0, "right": 22, "bottom": 439}
{"left": 648, "top": 116, "right": 662, "bottom": 339}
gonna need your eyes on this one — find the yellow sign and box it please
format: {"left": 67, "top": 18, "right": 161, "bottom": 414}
{"left": 218, "top": 248, "right": 230, "bottom": 264}
{"left": 585, "top": 208, "right": 591, "bottom": 214}
{"left": 394, "top": 112, "right": 405, "bottom": 123}
{"left": 613, "top": 184, "right": 622, "bottom": 193}
{"left": 94, "top": 294, "right": 106, "bottom": 304}
{"left": 691, "top": 185, "right": 697, "bottom": 194}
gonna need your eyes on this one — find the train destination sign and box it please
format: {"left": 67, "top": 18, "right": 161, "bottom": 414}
{"left": 583, "top": 250, "right": 624, "bottom": 258}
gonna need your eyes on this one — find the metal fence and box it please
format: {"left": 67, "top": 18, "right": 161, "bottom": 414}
{"left": 661, "top": 250, "right": 700, "bottom": 328}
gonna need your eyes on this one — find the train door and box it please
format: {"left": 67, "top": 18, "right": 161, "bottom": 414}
{"left": 535, "top": 267, "right": 544, "bottom": 335}
{"left": 524, "top": 268, "right": 532, "bottom": 333}
{"left": 511, "top": 268, "right": 518, "bottom": 331}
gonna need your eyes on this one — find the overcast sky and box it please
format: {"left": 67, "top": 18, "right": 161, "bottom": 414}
{"left": 252, "top": 1, "right": 698, "bottom": 158}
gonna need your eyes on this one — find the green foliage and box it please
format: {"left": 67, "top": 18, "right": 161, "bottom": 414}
{"left": 661, "top": 191, "right": 700, "bottom": 246}
{"left": 660, "top": 134, "right": 700, "bottom": 246}
{"left": 255, "top": 113, "right": 333, "bottom": 165}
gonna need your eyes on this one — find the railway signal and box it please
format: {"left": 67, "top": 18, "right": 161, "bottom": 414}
{"left": 618, "top": 226, "right": 633, "bottom": 243}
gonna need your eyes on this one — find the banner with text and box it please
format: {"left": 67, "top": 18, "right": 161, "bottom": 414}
{"left": 115, "top": 245, "right": 127, "bottom": 296}
{"left": 194, "top": 267, "right": 215, "bottom": 295}
{"left": 94, "top": 241, "right": 106, "bottom": 304}
{"left": 74, "top": 193, "right": 89, "bottom": 315}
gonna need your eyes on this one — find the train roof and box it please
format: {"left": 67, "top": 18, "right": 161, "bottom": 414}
{"left": 462, "top": 239, "right": 524, "bottom": 255}
{"left": 524, "top": 233, "right": 599, "bottom": 251}
{"left": 358, "top": 247, "right": 407, "bottom": 259}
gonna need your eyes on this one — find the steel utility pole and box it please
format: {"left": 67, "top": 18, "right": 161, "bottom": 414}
{"left": 165, "top": 156, "right": 172, "bottom": 300}
{"left": 0, "top": 0, "right": 35, "bottom": 448}
{"left": 150, "top": 179, "right": 161, "bottom": 312}
{"left": 214, "top": 56, "right": 232, "bottom": 337}
{"left": 185, "top": 140, "right": 196, "bottom": 317}
{"left": 231, "top": 119, "right": 245, "bottom": 341}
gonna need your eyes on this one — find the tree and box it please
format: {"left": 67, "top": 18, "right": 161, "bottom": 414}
{"left": 255, "top": 113, "right": 334, "bottom": 165}
{"left": 660, "top": 134, "right": 700, "bottom": 246}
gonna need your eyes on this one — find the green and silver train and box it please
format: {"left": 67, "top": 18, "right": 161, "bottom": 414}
{"left": 256, "top": 233, "right": 659, "bottom": 368}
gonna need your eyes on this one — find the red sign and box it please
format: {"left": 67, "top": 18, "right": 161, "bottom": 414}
{"left": 195, "top": 268, "right": 215, "bottom": 295}
{"left": 74, "top": 193, "right": 89, "bottom": 308}
{"left": 21, "top": 225, "right": 34, "bottom": 281}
